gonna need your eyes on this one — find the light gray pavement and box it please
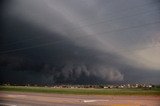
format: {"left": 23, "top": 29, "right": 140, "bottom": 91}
{"left": 0, "top": 91, "right": 160, "bottom": 106}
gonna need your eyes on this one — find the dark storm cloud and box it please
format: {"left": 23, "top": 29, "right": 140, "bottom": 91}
{"left": 0, "top": 17, "right": 124, "bottom": 84}
{"left": 0, "top": 0, "right": 160, "bottom": 85}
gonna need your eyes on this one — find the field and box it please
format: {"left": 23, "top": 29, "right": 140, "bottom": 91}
{"left": 0, "top": 85, "right": 160, "bottom": 95}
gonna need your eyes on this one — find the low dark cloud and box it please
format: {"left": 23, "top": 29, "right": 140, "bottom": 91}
{"left": 0, "top": 17, "right": 124, "bottom": 84}
{"left": 0, "top": 0, "right": 160, "bottom": 85}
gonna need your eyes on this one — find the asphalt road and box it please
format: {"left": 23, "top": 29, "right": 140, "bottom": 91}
{"left": 0, "top": 91, "right": 160, "bottom": 106}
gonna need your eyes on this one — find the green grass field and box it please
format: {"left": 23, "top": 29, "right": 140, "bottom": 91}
{"left": 0, "top": 86, "right": 160, "bottom": 95}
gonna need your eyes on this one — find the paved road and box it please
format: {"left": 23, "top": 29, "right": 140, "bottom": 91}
{"left": 0, "top": 91, "right": 160, "bottom": 106}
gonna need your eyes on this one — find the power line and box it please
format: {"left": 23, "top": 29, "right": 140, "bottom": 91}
{"left": 69, "top": 8, "right": 158, "bottom": 34}
{"left": 0, "top": 40, "right": 63, "bottom": 54}
{"left": 0, "top": 20, "right": 160, "bottom": 54}
{"left": 2, "top": 8, "right": 158, "bottom": 47}
{"left": 1, "top": 1, "right": 158, "bottom": 46}
{"left": 62, "top": 0, "right": 155, "bottom": 24}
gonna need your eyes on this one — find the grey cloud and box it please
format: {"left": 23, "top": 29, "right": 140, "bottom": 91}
{"left": 0, "top": 0, "right": 160, "bottom": 85}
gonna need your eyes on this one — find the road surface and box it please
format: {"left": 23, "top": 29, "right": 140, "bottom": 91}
{"left": 0, "top": 91, "right": 160, "bottom": 106}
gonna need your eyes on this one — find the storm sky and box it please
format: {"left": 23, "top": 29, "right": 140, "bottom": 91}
{"left": 0, "top": 0, "right": 160, "bottom": 85}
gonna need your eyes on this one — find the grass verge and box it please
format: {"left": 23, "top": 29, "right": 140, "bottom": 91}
{"left": 0, "top": 86, "right": 160, "bottom": 95}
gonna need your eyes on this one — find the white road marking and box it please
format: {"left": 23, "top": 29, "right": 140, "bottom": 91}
{"left": 0, "top": 103, "right": 17, "bottom": 106}
{"left": 83, "top": 99, "right": 109, "bottom": 103}
{"left": 7, "top": 94, "right": 26, "bottom": 98}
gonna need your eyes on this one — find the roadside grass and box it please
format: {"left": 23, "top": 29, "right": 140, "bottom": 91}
{"left": 0, "top": 85, "right": 160, "bottom": 95}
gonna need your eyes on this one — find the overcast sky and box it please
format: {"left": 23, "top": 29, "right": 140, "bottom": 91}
{"left": 0, "top": 0, "right": 160, "bottom": 85}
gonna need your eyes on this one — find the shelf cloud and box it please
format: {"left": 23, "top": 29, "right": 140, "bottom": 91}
{"left": 0, "top": 0, "right": 160, "bottom": 85}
